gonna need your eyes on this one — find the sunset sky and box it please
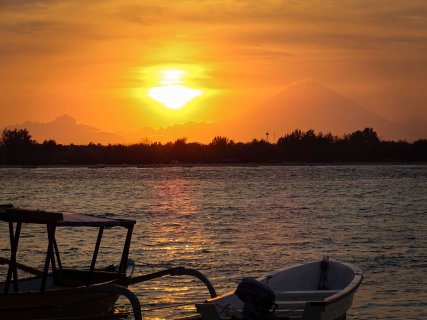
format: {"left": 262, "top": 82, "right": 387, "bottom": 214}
{"left": 1, "top": 0, "right": 426, "bottom": 143}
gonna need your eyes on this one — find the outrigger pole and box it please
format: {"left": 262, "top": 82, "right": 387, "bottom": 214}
{"left": 124, "top": 266, "right": 217, "bottom": 298}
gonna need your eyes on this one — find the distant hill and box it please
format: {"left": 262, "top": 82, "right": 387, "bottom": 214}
{"left": 226, "top": 78, "right": 406, "bottom": 141}
{"left": 3, "top": 115, "right": 125, "bottom": 145}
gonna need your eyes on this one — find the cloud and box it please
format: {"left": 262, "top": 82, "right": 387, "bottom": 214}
{"left": 108, "top": 0, "right": 427, "bottom": 73}
{"left": 1, "top": 20, "right": 60, "bottom": 34}
{"left": 113, "top": 0, "right": 427, "bottom": 27}
{"left": 3, "top": 115, "right": 126, "bottom": 145}
{"left": 0, "top": 0, "right": 58, "bottom": 9}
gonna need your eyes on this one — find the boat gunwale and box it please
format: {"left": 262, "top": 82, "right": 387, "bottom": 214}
{"left": 0, "top": 278, "right": 126, "bottom": 297}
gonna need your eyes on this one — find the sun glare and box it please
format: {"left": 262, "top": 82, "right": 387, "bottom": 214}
{"left": 147, "top": 68, "right": 202, "bottom": 109}
{"left": 149, "top": 85, "right": 202, "bottom": 110}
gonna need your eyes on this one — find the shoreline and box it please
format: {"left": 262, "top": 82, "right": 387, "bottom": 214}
{"left": 1, "top": 161, "right": 426, "bottom": 169}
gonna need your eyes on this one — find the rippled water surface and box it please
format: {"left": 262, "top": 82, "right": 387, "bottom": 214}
{"left": 0, "top": 165, "right": 426, "bottom": 319}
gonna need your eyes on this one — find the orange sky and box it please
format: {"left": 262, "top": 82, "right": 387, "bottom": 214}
{"left": 1, "top": 0, "right": 426, "bottom": 142}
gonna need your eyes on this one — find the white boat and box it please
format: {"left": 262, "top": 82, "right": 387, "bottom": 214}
{"left": 196, "top": 259, "right": 363, "bottom": 320}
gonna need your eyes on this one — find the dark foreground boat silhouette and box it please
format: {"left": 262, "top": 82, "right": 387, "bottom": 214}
{"left": 0, "top": 205, "right": 362, "bottom": 320}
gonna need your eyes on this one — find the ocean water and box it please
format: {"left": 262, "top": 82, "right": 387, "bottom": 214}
{"left": 0, "top": 165, "right": 426, "bottom": 319}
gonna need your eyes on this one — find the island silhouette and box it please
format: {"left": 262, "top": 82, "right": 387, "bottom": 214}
{"left": 1, "top": 128, "right": 426, "bottom": 165}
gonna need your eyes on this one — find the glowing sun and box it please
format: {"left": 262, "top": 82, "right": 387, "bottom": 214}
{"left": 148, "top": 69, "right": 202, "bottom": 109}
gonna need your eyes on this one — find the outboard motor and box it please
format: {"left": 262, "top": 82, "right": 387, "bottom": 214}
{"left": 234, "top": 278, "right": 277, "bottom": 320}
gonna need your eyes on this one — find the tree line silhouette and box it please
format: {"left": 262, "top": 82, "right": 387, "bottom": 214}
{"left": 0, "top": 128, "right": 426, "bottom": 165}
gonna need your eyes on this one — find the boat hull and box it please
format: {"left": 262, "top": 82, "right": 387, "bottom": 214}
{"left": 0, "top": 287, "right": 120, "bottom": 320}
{"left": 0, "top": 271, "right": 132, "bottom": 320}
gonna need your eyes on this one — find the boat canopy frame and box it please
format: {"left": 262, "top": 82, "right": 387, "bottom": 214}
{"left": 0, "top": 206, "right": 136, "bottom": 294}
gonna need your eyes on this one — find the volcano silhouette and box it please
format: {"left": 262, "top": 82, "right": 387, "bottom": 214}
{"left": 228, "top": 78, "right": 403, "bottom": 140}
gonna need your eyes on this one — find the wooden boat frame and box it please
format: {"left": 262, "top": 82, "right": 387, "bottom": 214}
{"left": 0, "top": 204, "right": 140, "bottom": 319}
{"left": 1, "top": 205, "right": 135, "bottom": 293}
{"left": 0, "top": 204, "right": 218, "bottom": 320}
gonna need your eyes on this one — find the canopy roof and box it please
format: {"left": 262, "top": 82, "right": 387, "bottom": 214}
{"left": 0, "top": 207, "right": 135, "bottom": 228}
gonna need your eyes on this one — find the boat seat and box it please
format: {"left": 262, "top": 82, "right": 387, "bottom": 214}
{"left": 275, "top": 290, "right": 339, "bottom": 301}
{"left": 196, "top": 301, "right": 306, "bottom": 320}
{"left": 275, "top": 301, "right": 308, "bottom": 308}
{"left": 274, "top": 309, "right": 305, "bottom": 318}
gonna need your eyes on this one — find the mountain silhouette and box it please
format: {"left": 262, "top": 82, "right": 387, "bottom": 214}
{"left": 4, "top": 115, "right": 124, "bottom": 145}
{"left": 227, "top": 78, "right": 405, "bottom": 141}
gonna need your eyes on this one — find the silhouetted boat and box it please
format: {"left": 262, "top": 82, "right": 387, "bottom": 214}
{"left": 0, "top": 205, "right": 215, "bottom": 320}
{"left": 0, "top": 204, "right": 139, "bottom": 319}
{"left": 196, "top": 259, "right": 363, "bottom": 320}
{"left": 0, "top": 204, "right": 362, "bottom": 320}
